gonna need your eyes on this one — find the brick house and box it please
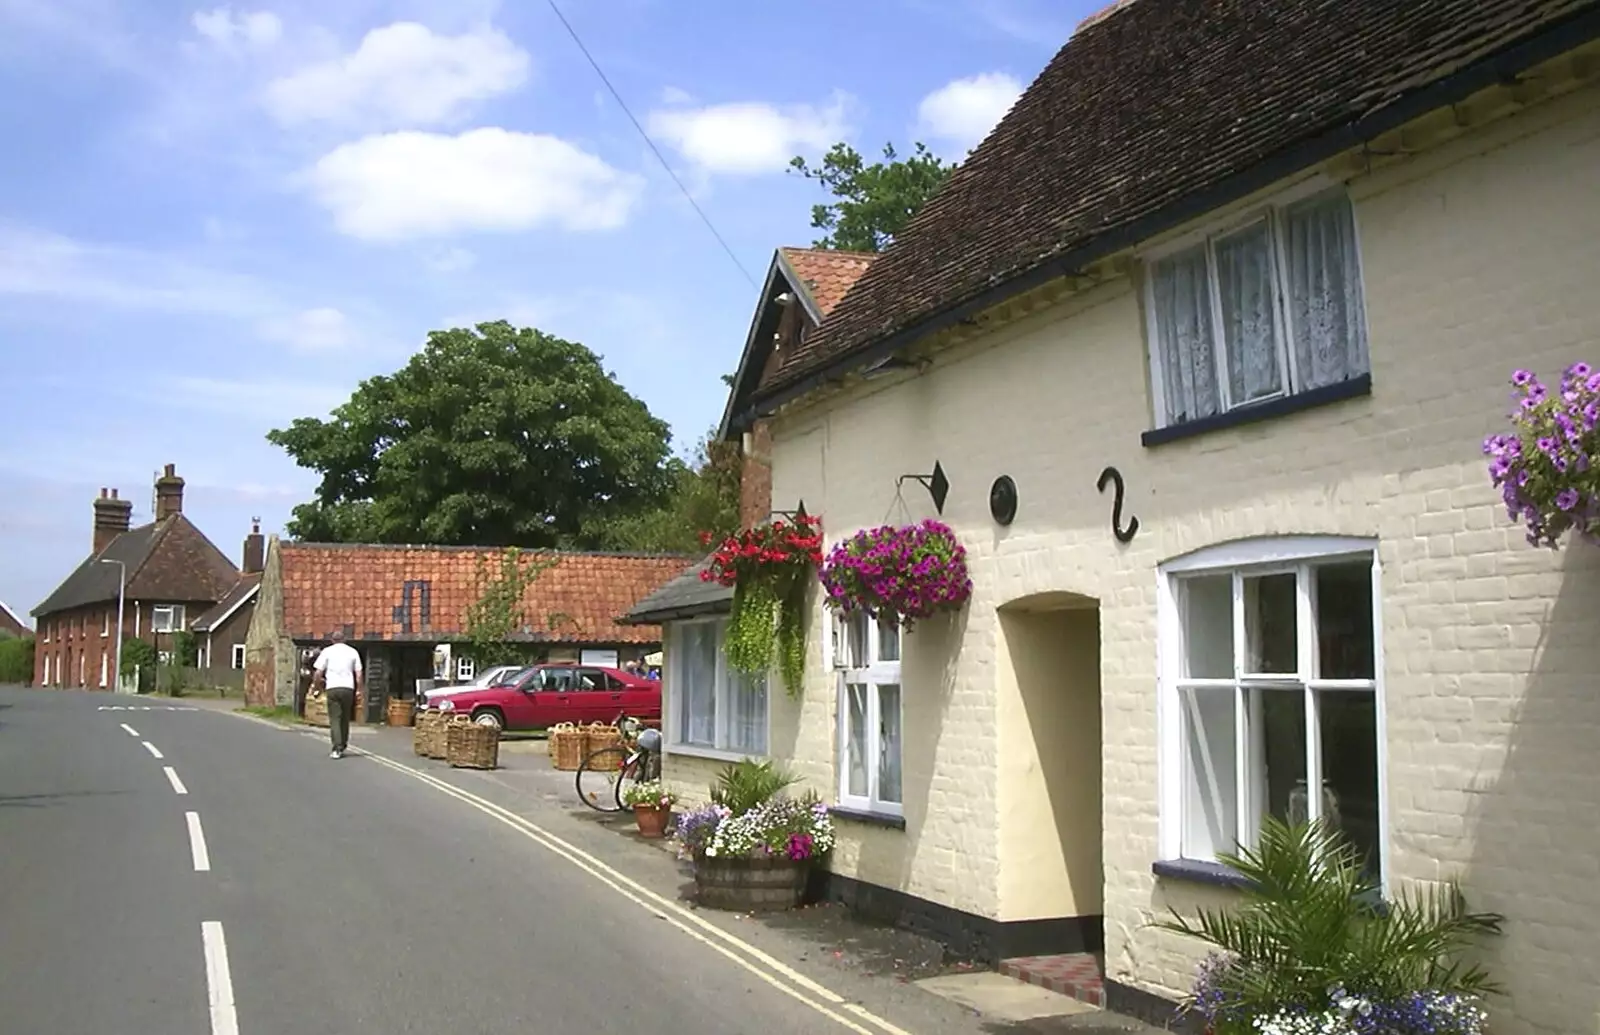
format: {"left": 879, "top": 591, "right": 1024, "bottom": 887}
{"left": 0, "top": 599, "right": 29, "bottom": 638}
{"left": 32, "top": 467, "right": 248, "bottom": 689}
{"left": 701, "top": 3, "right": 1600, "bottom": 1033}
{"left": 244, "top": 537, "right": 690, "bottom": 721}
{"left": 190, "top": 522, "right": 266, "bottom": 675}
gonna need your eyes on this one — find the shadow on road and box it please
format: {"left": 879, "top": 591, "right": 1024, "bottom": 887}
{"left": 0, "top": 790, "right": 128, "bottom": 809}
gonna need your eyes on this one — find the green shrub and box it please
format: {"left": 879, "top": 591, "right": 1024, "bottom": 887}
{"left": 0, "top": 636, "right": 35, "bottom": 683}
{"left": 709, "top": 758, "right": 797, "bottom": 815}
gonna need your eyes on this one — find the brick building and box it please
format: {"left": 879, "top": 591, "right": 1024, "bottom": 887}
{"left": 698, "top": 4, "right": 1600, "bottom": 1034}
{"left": 244, "top": 538, "right": 690, "bottom": 722}
{"left": 0, "top": 599, "right": 29, "bottom": 638}
{"left": 32, "top": 466, "right": 251, "bottom": 689}
{"left": 190, "top": 522, "right": 266, "bottom": 675}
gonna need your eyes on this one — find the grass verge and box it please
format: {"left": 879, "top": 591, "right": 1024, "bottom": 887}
{"left": 240, "top": 704, "right": 297, "bottom": 723}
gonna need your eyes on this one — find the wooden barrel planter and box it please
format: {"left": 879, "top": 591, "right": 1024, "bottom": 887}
{"left": 387, "top": 696, "right": 416, "bottom": 727}
{"left": 693, "top": 854, "right": 809, "bottom": 913}
{"left": 303, "top": 692, "right": 330, "bottom": 728}
{"left": 446, "top": 718, "right": 500, "bottom": 770}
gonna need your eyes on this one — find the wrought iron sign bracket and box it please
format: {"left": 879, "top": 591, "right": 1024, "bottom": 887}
{"left": 1097, "top": 466, "right": 1140, "bottom": 544}
{"left": 770, "top": 500, "right": 810, "bottom": 522}
{"left": 898, "top": 461, "right": 950, "bottom": 515}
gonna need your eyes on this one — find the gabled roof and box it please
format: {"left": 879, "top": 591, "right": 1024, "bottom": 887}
{"left": 618, "top": 556, "right": 732, "bottom": 625}
{"left": 0, "top": 599, "right": 30, "bottom": 634}
{"left": 191, "top": 574, "right": 262, "bottom": 633}
{"left": 744, "top": 0, "right": 1600, "bottom": 417}
{"left": 718, "top": 247, "right": 876, "bottom": 439}
{"left": 276, "top": 543, "right": 691, "bottom": 644}
{"left": 32, "top": 515, "right": 241, "bottom": 616}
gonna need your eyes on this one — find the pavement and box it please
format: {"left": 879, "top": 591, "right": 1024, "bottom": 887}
{"left": 0, "top": 686, "right": 1169, "bottom": 1035}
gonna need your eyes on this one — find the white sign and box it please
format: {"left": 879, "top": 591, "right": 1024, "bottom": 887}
{"left": 579, "top": 649, "right": 619, "bottom": 668}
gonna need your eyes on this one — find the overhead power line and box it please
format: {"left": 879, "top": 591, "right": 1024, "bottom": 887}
{"left": 543, "top": 0, "right": 759, "bottom": 289}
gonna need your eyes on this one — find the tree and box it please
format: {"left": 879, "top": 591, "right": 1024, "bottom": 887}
{"left": 0, "top": 635, "right": 34, "bottom": 684}
{"left": 788, "top": 142, "right": 955, "bottom": 252}
{"left": 582, "top": 426, "right": 742, "bottom": 554}
{"left": 462, "top": 547, "right": 557, "bottom": 667}
{"left": 267, "top": 321, "right": 678, "bottom": 548}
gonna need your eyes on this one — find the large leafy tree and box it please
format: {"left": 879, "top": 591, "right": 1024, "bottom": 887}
{"left": 583, "top": 426, "right": 742, "bottom": 554}
{"left": 268, "top": 321, "right": 676, "bottom": 547}
{"left": 788, "top": 142, "right": 954, "bottom": 252}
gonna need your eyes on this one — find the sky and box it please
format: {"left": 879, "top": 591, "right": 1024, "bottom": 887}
{"left": 0, "top": 0, "right": 1100, "bottom": 619}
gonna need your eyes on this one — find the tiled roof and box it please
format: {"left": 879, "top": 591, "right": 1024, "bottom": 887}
{"left": 277, "top": 544, "right": 691, "bottom": 644}
{"left": 191, "top": 574, "right": 262, "bottom": 633}
{"left": 33, "top": 515, "right": 240, "bottom": 616}
{"left": 0, "top": 599, "right": 29, "bottom": 635}
{"left": 757, "top": 0, "right": 1600, "bottom": 399}
{"left": 618, "top": 556, "right": 732, "bottom": 624}
{"left": 778, "top": 248, "right": 877, "bottom": 318}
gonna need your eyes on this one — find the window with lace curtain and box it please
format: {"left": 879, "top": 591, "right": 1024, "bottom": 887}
{"left": 668, "top": 618, "right": 768, "bottom": 757}
{"left": 1145, "top": 189, "right": 1370, "bottom": 429}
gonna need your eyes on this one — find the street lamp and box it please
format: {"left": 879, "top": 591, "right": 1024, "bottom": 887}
{"left": 98, "top": 558, "right": 126, "bottom": 694}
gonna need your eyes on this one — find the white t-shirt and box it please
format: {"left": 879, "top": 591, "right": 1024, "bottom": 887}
{"left": 313, "top": 642, "right": 363, "bottom": 690}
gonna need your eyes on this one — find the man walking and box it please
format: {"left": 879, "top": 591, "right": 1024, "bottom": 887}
{"left": 310, "top": 630, "right": 363, "bottom": 759}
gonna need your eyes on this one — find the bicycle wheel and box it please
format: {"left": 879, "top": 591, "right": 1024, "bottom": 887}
{"left": 610, "top": 752, "right": 650, "bottom": 811}
{"left": 575, "top": 747, "right": 630, "bottom": 812}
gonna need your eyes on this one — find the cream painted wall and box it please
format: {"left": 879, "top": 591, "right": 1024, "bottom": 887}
{"left": 758, "top": 79, "right": 1600, "bottom": 1035}
{"left": 997, "top": 604, "right": 1104, "bottom": 921}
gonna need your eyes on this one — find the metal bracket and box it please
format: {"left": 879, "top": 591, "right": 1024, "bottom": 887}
{"left": 898, "top": 461, "right": 950, "bottom": 515}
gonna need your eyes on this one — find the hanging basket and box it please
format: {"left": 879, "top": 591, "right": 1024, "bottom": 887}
{"left": 549, "top": 723, "right": 585, "bottom": 771}
{"left": 386, "top": 696, "right": 416, "bottom": 727}
{"left": 303, "top": 692, "right": 329, "bottom": 728}
{"left": 446, "top": 717, "right": 500, "bottom": 770}
{"left": 818, "top": 519, "right": 973, "bottom": 630}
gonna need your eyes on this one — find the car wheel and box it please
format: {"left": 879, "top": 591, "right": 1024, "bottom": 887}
{"left": 473, "top": 710, "right": 504, "bottom": 731}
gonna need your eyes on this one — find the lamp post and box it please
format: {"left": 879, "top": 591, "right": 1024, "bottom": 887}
{"left": 99, "top": 559, "right": 126, "bottom": 694}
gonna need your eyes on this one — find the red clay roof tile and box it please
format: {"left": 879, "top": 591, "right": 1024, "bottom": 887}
{"left": 778, "top": 248, "right": 876, "bottom": 317}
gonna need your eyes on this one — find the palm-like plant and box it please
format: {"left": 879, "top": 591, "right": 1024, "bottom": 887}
{"left": 1154, "top": 818, "right": 1503, "bottom": 1033}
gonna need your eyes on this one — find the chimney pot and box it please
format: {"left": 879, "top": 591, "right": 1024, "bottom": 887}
{"left": 155, "top": 463, "right": 185, "bottom": 521}
{"left": 92, "top": 485, "right": 134, "bottom": 554}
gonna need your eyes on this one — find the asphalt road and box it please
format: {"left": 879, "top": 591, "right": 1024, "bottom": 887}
{"left": 0, "top": 686, "right": 880, "bottom": 1035}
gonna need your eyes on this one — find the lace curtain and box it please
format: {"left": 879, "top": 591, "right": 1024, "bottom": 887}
{"left": 726, "top": 670, "right": 767, "bottom": 754}
{"left": 1153, "top": 248, "right": 1221, "bottom": 423}
{"left": 675, "top": 622, "right": 717, "bottom": 746}
{"left": 1284, "top": 195, "right": 1369, "bottom": 390}
{"left": 1216, "top": 221, "right": 1284, "bottom": 404}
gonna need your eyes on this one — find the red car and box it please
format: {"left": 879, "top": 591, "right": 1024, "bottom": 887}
{"left": 425, "top": 663, "right": 661, "bottom": 731}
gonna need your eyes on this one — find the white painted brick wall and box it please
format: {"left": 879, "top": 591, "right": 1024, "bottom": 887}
{"left": 752, "top": 81, "right": 1600, "bottom": 1035}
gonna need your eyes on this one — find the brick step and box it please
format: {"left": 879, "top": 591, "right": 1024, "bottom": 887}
{"left": 999, "top": 952, "right": 1106, "bottom": 1009}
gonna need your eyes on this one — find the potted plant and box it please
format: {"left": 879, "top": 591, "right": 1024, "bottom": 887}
{"left": 1485, "top": 362, "right": 1600, "bottom": 548}
{"left": 699, "top": 514, "right": 824, "bottom": 697}
{"left": 1156, "top": 818, "right": 1502, "bottom": 1035}
{"left": 620, "top": 780, "right": 677, "bottom": 838}
{"left": 818, "top": 519, "right": 973, "bottom": 629}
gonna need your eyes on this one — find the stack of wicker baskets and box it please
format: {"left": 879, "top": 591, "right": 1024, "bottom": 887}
{"left": 548, "top": 722, "right": 584, "bottom": 770}
{"left": 303, "top": 691, "right": 330, "bottom": 728}
{"left": 583, "top": 722, "right": 625, "bottom": 771}
{"left": 386, "top": 696, "right": 416, "bottom": 727}
{"left": 446, "top": 716, "right": 500, "bottom": 770}
{"left": 412, "top": 709, "right": 439, "bottom": 756}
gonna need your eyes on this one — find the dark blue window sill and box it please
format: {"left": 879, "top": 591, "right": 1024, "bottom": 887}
{"left": 1152, "top": 858, "right": 1388, "bottom": 912}
{"left": 1142, "top": 374, "right": 1372, "bottom": 447}
{"left": 829, "top": 806, "right": 907, "bottom": 830}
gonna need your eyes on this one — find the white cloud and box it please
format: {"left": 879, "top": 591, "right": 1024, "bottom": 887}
{"left": 658, "top": 85, "right": 694, "bottom": 105}
{"left": 916, "top": 72, "right": 1023, "bottom": 153}
{"left": 192, "top": 7, "right": 282, "bottom": 50}
{"left": 303, "top": 128, "right": 642, "bottom": 241}
{"left": 263, "top": 21, "right": 528, "bottom": 130}
{"left": 426, "top": 246, "right": 476, "bottom": 273}
{"left": 646, "top": 93, "right": 852, "bottom": 175}
{"left": 258, "top": 306, "right": 354, "bottom": 350}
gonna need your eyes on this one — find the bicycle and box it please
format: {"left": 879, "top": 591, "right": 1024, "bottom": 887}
{"left": 574, "top": 712, "right": 662, "bottom": 813}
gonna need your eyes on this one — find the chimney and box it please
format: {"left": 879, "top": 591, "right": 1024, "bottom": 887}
{"left": 242, "top": 519, "right": 265, "bottom": 575}
{"left": 737, "top": 420, "right": 774, "bottom": 531}
{"left": 154, "top": 463, "right": 185, "bottom": 521}
{"left": 93, "top": 487, "right": 133, "bottom": 555}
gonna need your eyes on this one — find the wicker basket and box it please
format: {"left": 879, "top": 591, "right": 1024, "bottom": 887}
{"left": 424, "top": 713, "right": 451, "bottom": 759}
{"left": 446, "top": 718, "right": 500, "bottom": 770}
{"left": 584, "top": 723, "right": 625, "bottom": 771}
{"left": 549, "top": 723, "right": 585, "bottom": 771}
{"left": 303, "top": 691, "right": 329, "bottom": 728}
{"left": 387, "top": 696, "right": 416, "bottom": 727}
{"left": 412, "top": 710, "right": 437, "bottom": 756}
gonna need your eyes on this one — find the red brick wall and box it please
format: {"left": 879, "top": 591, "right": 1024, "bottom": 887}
{"left": 33, "top": 600, "right": 213, "bottom": 689}
{"left": 738, "top": 419, "right": 774, "bottom": 531}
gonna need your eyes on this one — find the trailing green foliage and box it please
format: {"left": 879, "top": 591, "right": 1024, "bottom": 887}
{"left": 463, "top": 547, "right": 556, "bottom": 667}
{"left": 709, "top": 759, "right": 798, "bottom": 816}
{"left": 1154, "top": 817, "right": 1503, "bottom": 1030}
{"left": 171, "top": 630, "right": 199, "bottom": 668}
{"left": 0, "top": 635, "right": 34, "bottom": 683}
{"left": 121, "top": 637, "right": 156, "bottom": 678}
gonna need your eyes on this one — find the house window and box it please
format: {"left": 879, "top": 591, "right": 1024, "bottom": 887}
{"left": 834, "top": 611, "right": 903, "bottom": 817}
{"left": 1146, "top": 189, "right": 1369, "bottom": 429}
{"left": 100, "top": 651, "right": 108, "bottom": 688}
{"left": 669, "top": 619, "right": 768, "bottom": 756}
{"left": 232, "top": 644, "right": 246, "bottom": 670}
{"left": 151, "top": 605, "right": 184, "bottom": 633}
{"left": 1160, "top": 538, "right": 1383, "bottom": 882}
{"left": 456, "top": 658, "right": 476, "bottom": 682}
{"left": 102, "top": 610, "right": 110, "bottom": 637}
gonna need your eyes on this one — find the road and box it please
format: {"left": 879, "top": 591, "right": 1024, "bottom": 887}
{"left": 0, "top": 686, "right": 943, "bottom": 1035}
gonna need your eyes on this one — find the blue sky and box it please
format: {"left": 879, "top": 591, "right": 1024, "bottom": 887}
{"left": 0, "top": 0, "right": 1097, "bottom": 618}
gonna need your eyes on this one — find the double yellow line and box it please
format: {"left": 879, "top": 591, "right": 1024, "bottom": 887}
{"left": 359, "top": 749, "right": 917, "bottom": 1035}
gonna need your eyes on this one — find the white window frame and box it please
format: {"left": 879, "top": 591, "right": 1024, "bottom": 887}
{"left": 456, "top": 657, "right": 476, "bottom": 682}
{"left": 666, "top": 617, "right": 770, "bottom": 761}
{"left": 102, "top": 610, "right": 109, "bottom": 637}
{"left": 1156, "top": 536, "right": 1388, "bottom": 890}
{"left": 1140, "top": 179, "right": 1371, "bottom": 430}
{"left": 151, "top": 605, "right": 185, "bottom": 633}
{"left": 832, "top": 611, "right": 905, "bottom": 818}
{"left": 232, "top": 644, "right": 246, "bottom": 670}
{"left": 99, "top": 651, "right": 108, "bottom": 688}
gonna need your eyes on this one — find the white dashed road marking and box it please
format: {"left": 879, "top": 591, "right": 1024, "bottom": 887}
{"left": 119, "top": 723, "right": 140, "bottom": 737}
{"left": 202, "top": 922, "right": 239, "bottom": 1035}
{"left": 97, "top": 705, "right": 200, "bottom": 711}
{"left": 142, "top": 741, "right": 164, "bottom": 759}
{"left": 164, "top": 767, "right": 189, "bottom": 795}
{"left": 186, "top": 812, "right": 211, "bottom": 872}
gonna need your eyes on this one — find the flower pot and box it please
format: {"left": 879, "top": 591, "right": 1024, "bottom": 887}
{"left": 693, "top": 852, "right": 809, "bottom": 912}
{"left": 633, "top": 804, "right": 673, "bottom": 839}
